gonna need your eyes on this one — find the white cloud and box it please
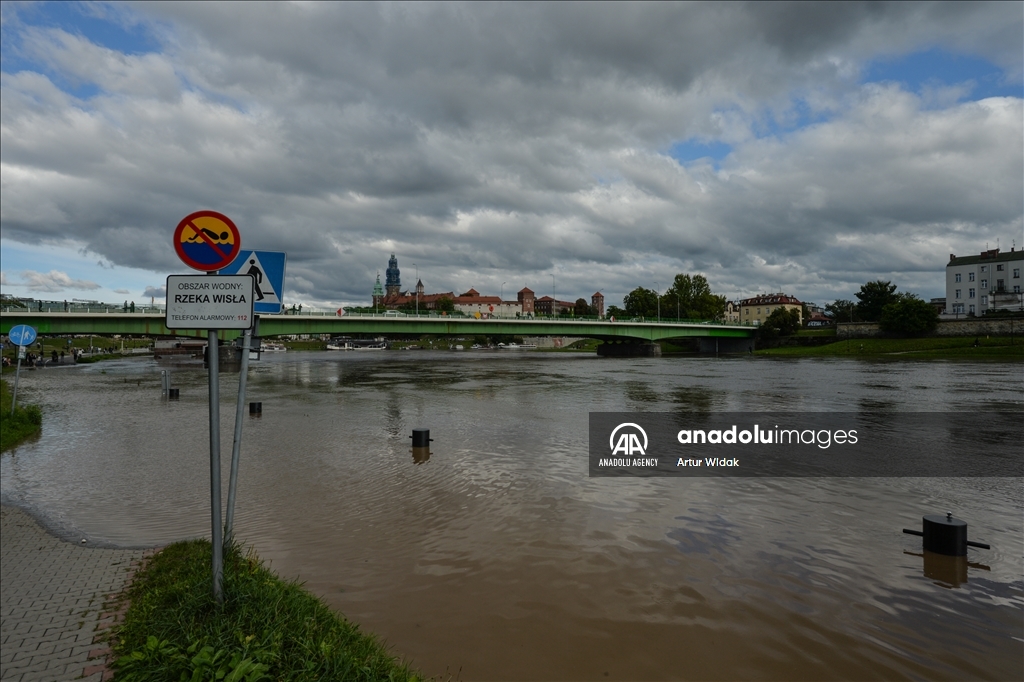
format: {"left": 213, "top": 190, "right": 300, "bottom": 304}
{"left": 0, "top": 3, "right": 1020, "bottom": 307}
{"left": 21, "top": 270, "right": 100, "bottom": 293}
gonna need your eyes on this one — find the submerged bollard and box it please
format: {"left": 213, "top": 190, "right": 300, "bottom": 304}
{"left": 903, "top": 512, "right": 990, "bottom": 556}
{"left": 411, "top": 446, "right": 431, "bottom": 464}
{"left": 168, "top": 388, "right": 180, "bottom": 400}
{"left": 249, "top": 401, "right": 262, "bottom": 414}
{"left": 410, "top": 428, "right": 432, "bottom": 448}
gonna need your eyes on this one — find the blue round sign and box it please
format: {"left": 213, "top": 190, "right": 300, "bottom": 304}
{"left": 8, "top": 324, "right": 37, "bottom": 347}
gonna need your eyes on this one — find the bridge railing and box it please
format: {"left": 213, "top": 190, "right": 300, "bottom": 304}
{"left": 2, "top": 306, "right": 166, "bottom": 314}
{"left": 2, "top": 306, "right": 760, "bottom": 327}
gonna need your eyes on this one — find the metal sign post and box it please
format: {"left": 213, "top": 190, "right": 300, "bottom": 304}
{"left": 11, "top": 347, "right": 24, "bottom": 416}
{"left": 224, "top": 316, "right": 256, "bottom": 543}
{"left": 8, "top": 325, "right": 37, "bottom": 416}
{"left": 170, "top": 211, "right": 249, "bottom": 606}
{"left": 207, "top": 304, "right": 224, "bottom": 604}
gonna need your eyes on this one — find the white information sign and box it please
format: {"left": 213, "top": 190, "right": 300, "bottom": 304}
{"left": 166, "top": 275, "right": 255, "bottom": 330}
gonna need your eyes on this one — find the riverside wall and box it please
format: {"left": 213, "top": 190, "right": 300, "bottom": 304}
{"left": 837, "top": 317, "right": 1024, "bottom": 339}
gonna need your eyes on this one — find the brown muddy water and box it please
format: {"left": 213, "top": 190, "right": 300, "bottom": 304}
{"left": 2, "top": 352, "right": 1022, "bottom": 680}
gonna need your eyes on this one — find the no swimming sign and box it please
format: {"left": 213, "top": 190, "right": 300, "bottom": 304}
{"left": 174, "top": 211, "right": 242, "bottom": 271}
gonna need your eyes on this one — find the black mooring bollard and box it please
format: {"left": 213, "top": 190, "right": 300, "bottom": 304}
{"left": 168, "top": 388, "right": 180, "bottom": 400}
{"left": 903, "top": 512, "right": 990, "bottom": 556}
{"left": 410, "top": 428, "right": 432, "bottom": 448}
{"left": 249, "top": 402, "right": 262, "bottom": 414}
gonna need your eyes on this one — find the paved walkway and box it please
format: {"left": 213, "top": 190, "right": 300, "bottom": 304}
{"left": 0, "top": 505, "right": 148, "bottom": 682}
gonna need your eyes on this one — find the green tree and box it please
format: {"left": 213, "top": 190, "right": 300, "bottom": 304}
{"left": 606, "top": 305, "right": 626, "bottom": 319}
{"left": 825, "top": 299, "right": 859, "bottom": 323}
{"left": 662, "top": 274, "right": 727, "bottom": 320}
{"left": 759, "top": 307, "right": 801, "bottom": 337}
{"left": 879, "top": 294, "right": 939, "bottom": 336}
{"left": 574, "top": 298, "right": 591, "bottom": 316}
{"left": 623, "top": 287, "right": 659, "bottom": 318}
{"left": 435, "top": 296, "right": 455, "bottom": 313}
{"left": 855, "top": 280, "right": 898, "bottom": 321}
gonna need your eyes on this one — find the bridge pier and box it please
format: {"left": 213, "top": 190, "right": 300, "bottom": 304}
{"left": 596, "top": 342, "right": 662, "bottom": 357}
{"left": 697, "top": 337, "right": 753, "bottom": 354}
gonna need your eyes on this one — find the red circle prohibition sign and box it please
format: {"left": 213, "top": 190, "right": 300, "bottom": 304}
{"left": 173, "top": 210, "right": 242, "bottom": 272}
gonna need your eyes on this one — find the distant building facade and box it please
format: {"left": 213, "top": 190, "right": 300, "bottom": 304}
{"left": 738, "top": 293, "right": 803, "bottom": 326}
{"left": 534, "top": 296, "right": 576, "bottom": 316}
{"left": 946, "top": 248, "right": 1023, "bottom": 315}
{"left": 592, "top": 292, "right": 604, "bottom": 318}
{"left": 724, "top": 301, "right": 740, "bottom": 323}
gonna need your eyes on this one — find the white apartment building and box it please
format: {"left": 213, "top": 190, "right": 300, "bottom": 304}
{"left": 945, "top": 248, "right": 1024, "bottom": 316}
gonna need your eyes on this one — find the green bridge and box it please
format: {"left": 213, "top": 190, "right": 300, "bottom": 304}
{"left": 1, "top": 311, "right": 756, "bottom": 355}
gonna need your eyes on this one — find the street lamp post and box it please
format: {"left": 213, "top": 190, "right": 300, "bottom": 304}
{"left": 654, "top": 281, "right": 660, "bottom": 322}
{"left": 414, "top": 263, "right": 418, "bottom": 316}
{"left": 500, "top": 281, "right": 506, "bottom": 318}
{"left": 551, "top": 274, "right": 556, "bottom": 318}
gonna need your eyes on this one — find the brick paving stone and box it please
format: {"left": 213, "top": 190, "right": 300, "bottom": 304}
{"left": 0, "top": 506, "right": 148, "bottom": 682}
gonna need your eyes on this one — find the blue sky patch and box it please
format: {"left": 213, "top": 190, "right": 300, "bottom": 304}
{"left": 669, "top": 140, "right": 732, "bottom": 165}
{"left": 1, "top": 1, "right": 159, "bottom": 98}
{"left": 863, "top": 47, "right": 1021, "bottom": 100}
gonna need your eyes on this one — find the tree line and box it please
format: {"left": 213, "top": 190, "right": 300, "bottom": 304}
{"left": 827, "top": 280, "right": 938, "bottom": 336}
{"left": 607, "top": 274, "right": 727, "bottom": 320}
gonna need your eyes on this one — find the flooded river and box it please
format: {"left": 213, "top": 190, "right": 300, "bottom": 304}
{"left": 2, "top": 352, "right": 1022, "bottom": 680}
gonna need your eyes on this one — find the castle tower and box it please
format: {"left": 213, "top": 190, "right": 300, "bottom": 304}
{"left": 416, "top": 279, "right": 424, "bottom": 296}
{"left": 385, "top": 253, "right": 401, "bottom": 297}
{"left": 518, "top": 287, "right": 535, "bottom": 314}
{"left": 592, "top": 292, "right": 604, "bottom": 318}
{"left": 372, "top": 272, "right": 384, "bottom": 308}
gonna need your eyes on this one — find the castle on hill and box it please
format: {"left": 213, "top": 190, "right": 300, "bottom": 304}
{"left": 371, "top": 254, "right": 603, "bottom": 318}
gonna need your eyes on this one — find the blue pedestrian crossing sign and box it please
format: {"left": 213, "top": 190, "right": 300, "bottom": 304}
{"left": 225, "top": 250, "right": 287, "bottom": 314}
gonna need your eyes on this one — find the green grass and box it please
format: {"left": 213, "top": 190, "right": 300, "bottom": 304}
{"left": 0, "top": 379, "right": 42, "bottom": 452}
{"left": 756, "top": 336, "right": 1024, "bottom": 358}
{"left": 113, "top": 540, "right": 419, "bottom": 682}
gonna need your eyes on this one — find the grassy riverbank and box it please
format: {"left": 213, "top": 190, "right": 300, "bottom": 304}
{"left": 114, "top": 540, "right": 419, "bottom": 682}
{"left": 756, "top": 336, "right": 1024, "bottom": 358}
{"left": 0, "top": 379, "right": 42, "bottom": 452}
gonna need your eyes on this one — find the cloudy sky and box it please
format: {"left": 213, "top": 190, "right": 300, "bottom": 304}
{"left": 1, "top": 1, "right": 1021, "bottom": 310}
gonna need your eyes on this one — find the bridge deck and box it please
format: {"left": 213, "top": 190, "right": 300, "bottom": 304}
{"left": 1, "top": 311, "right": 756, "bottom": 342}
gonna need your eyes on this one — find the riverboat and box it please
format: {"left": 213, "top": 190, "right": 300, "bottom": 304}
{"left": 327, "top": 339, "right": 388, "bottom": 350}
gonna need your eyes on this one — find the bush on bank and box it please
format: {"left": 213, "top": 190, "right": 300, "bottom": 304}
{"left": 0, "top": 379, "right": 42, "bottom": 452}
{"left": 114, "top": 540, "right": 419, "bottom": 682}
